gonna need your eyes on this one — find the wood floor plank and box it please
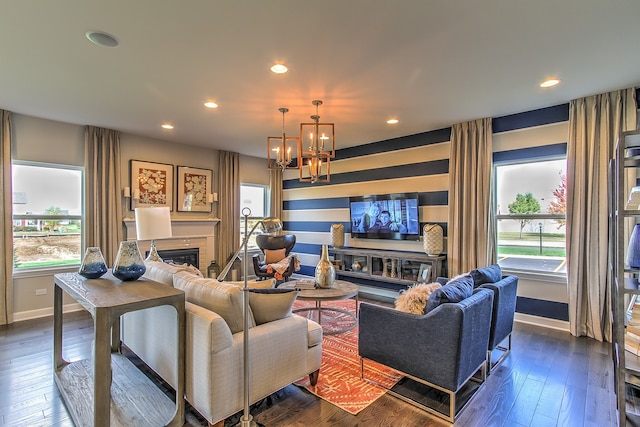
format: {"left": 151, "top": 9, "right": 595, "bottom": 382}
{"left": 0, "top": 300, "right": 618, "bottom": 427}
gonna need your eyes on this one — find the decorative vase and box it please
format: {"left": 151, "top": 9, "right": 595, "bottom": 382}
{"left": 628, "top": 225, "right": 640, "bottom": 268}
{"left": 423, "top": 224, "right": 444, "bottom": 256}
{"left": 78, "top": 247, "right": 108, "bottom": 279}
{"left": 331, "top": 224, "right": 345, "bottom": 248}
{"left": 112, "top": 241, "right": 146, "bottom": 281}
{"left": 315, "top": 244, "right": 336, "bottom": 289}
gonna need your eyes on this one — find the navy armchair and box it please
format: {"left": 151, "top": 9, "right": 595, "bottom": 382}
{"left": 358, "top": 285, "right": 494, "bottom": 422}
{"left": 438, "top": 266, "right": 519, "bottom": 374}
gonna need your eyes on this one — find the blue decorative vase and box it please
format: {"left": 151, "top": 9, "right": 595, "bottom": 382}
{"left": 112, "top": 241, "right": 146, "bottom": 281}
{"left": 78, "top": 247, "right": 108, "bottom": 279}
{"left": 628, "top": 225, "right": 640, "bottom": 268}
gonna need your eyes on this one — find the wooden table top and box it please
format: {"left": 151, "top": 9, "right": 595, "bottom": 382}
{"left": 280, "top": 279, "right": 359, "bottom": 301}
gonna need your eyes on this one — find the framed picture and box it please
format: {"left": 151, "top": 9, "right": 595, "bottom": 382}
{"left": 177, "top": 166, "right": 213, "bottom": 212}
{"left": 418, "top": 263, "right": 431, "bottom": 283}
{"left": 130, "top": 160, "right": 173, "bottom": 210}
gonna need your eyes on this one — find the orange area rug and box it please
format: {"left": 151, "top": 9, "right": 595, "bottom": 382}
{"left": 293, "top": 299, "right": 402, "bottom": 415}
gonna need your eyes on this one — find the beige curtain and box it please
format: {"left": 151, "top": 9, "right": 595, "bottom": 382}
{"left": 269, "top": 168, "right": 283, "bottom": 220}
{"left": 447, "top": 118, "right": 494, "bottom": 276}
{"left": 216, "top": 151, "right": 240, "bottom": 267}
{"left": 567, "top": 88, "right": 637, "bottom": 341}
{"left": 85, "top": 126, "right": 123, "bottom": 266}
{"left": 1, "top": 110, "right": 13, "bottom": 325}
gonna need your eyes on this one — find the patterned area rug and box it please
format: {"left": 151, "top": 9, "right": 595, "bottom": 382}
{"left": 293, "top": 299, "right": 402, "bottom": 415}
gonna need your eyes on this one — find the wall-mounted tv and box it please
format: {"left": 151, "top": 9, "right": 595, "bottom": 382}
{"left": 349, "top": 193, "right": 420, "bottom": 241}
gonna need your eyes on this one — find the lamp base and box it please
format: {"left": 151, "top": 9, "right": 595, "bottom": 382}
{"left": 234, "top": 414, "right": 264, "bottom": 427}
{"left": 145, "top": 240, "right": 163, "bottom": 262}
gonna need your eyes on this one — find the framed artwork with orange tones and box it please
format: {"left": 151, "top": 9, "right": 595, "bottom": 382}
{"left": 130, "top": 160, "right": 173, "bottom": 210}
{"left": 177, "top": 166, "right": 212, "bottom": 212}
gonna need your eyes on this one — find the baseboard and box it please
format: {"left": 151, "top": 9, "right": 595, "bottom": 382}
{"left": 515, "top": 312, "right": 569, "bottom": 332}
{"left": 12, "top": 303, "right": 85, "bottom": 323}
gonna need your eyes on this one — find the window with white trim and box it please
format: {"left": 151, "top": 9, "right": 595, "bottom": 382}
{"left": 12, "top": 162, "right": 83, "bottom": 270}
{"left": 495, "top": 157, "right": 567, "bottom": 276}
{"left": 240, "top": 184, "right": 267, "bottom": 250}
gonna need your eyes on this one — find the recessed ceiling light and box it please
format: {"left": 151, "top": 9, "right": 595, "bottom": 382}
{"left": 85, "top": 31, "right": 119, "bottom": 48}
{"left": 161, "top": 124, "right": 174, "bottom": 130}
{"left": 540, "top": 78, "right": 560, "bottom": 88}
{"left": 204, "top": 101, "right": 218, "bottom": 109}
{"left": 270, "top": 64, "right": 288, "bottom": 74}
{"left": 387, "top": 119, "right": 399, "bottom": 124}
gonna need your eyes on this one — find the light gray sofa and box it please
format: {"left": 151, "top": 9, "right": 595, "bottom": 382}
{"left": 120, "top": 261, "right": 322, "bottom": 426}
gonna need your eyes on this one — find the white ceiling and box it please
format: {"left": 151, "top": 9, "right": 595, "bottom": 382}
{"left": 1, "top": 1, "right": 639, "bottom": 158}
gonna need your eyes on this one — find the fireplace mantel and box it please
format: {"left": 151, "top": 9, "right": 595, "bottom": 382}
{"left": 123, "top": 218, "right": 220, "bottom": 273}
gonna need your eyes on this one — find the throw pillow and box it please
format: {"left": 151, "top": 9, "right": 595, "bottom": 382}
{"left": 395, "top": 282, "right": 442, "bottom": 314}
{"left": 228, "top": 278, "right": 276, "bottom": 289}
{"left": 173, "top": 272, "right": 251, "bottom": 333}
{"left": 248, "top": 288, "right": 298, "bottom": 325}
{"left": 425, "top": 274, "right": 474, "bottom": 313}
{"left": 168, "top": 262, "right": 204, "bottom": 278}
{"left": 470, "top": 264, "right": 502, "bottom": 286}
{"left": 143, "top": 260, "right": 195, "bottom": 286}
{"left": 264, "top": 248, "right": 287, "bottom": 264}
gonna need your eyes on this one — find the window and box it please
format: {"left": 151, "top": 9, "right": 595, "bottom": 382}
{"left": 240, "top": 184, "right": 267, "bottom": 250}
{"left": 495, "top": 157, "right": 567, "bottom": 277}
{"left": 12, "top": 162, "right": 83, "bottom": 270}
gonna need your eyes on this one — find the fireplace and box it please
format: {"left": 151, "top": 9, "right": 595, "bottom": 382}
{"left": 150, "top": 248, "right": 200, "bottom": 269}
{"left": 123, "top": 218, "right": 219, "bottom": 274}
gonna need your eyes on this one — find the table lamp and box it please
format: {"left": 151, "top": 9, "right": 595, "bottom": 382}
{"left": 134, "top": 207, "right": 173, "bottom": 262}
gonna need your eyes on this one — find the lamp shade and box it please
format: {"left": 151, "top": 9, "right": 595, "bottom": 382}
{"left": 135, "top": 207, "right": 173, "bottom": 241}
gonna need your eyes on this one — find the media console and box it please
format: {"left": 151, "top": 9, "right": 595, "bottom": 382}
{"left": 328, "top": 247, "right": 445, "bottom": 287}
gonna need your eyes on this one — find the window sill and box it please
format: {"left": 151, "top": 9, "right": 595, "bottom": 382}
{"left": 12, "top": 265, "right": 80, "bottom": 279}
{"left": 502, "top": 268, "right": 567, "bottom": 285}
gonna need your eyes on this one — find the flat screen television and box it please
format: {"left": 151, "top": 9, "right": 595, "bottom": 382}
{"left": 349, "top": 193, "right": 420, "bottom": 240}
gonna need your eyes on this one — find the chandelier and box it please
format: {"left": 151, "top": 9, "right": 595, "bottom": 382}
{"left": 267, "top": 107, "right": 299, "bottom": 171}
{"left": 299, "top": 100, "right": 334, "bottom": 183}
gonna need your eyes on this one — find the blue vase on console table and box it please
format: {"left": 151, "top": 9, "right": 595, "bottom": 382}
{"left": 112, "top": 241, "right": 146, "bottom": 281}
{"left": 78, "top": 247, "right": 108, "bottom": 279}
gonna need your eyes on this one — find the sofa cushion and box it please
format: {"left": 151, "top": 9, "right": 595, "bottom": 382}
{"left": 470, "top": 264, "right": 502, "bottom": 286}
{"left": 395, "top": 283, "right": 442, "bottom": 314}
{"left": 143, "top": 260, "right": 197, "bottom": 286}
{"left": 307, "top": 319, "right": 323, "bottom": 348}
{"left": 265, "top": 248, "right": 286, "bottom": 264}
{"left": 248, "top": 288, "right": 298, "bottom": 325}
{"left": 173, "top": 272, "right": 250, "bottom": 333}
{"left": 424, "top": 274, "right": 474, "bottom": 313}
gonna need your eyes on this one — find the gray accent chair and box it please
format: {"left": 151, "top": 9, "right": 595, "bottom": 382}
{"left": 438, "top": 266, "right": 518, "bottom": 374}
{"left": 358, "top": 284, "right": 494, "bottom": 422}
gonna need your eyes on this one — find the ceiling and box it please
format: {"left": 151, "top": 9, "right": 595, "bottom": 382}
{"left": 1, "top": 1, "right": 639, "bottom": 158}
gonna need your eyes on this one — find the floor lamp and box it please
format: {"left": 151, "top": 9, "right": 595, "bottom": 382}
{"left": 218, "top": 208, "right": 282, "bottom": 427}
{"left": 135, "top": 207, "right": 173, "bottom": 261}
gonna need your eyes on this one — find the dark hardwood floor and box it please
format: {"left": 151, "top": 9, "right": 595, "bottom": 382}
{"left": 0, "top": 301, "right": 617, "bottom": 427}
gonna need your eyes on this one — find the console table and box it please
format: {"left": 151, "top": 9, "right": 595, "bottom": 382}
{"left": 53, "top": 272, "right": 185, "bottom": 427}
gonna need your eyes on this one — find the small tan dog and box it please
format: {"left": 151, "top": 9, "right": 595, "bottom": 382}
{"left": 395, "top": 282, "right": 442, "bottom": 314}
